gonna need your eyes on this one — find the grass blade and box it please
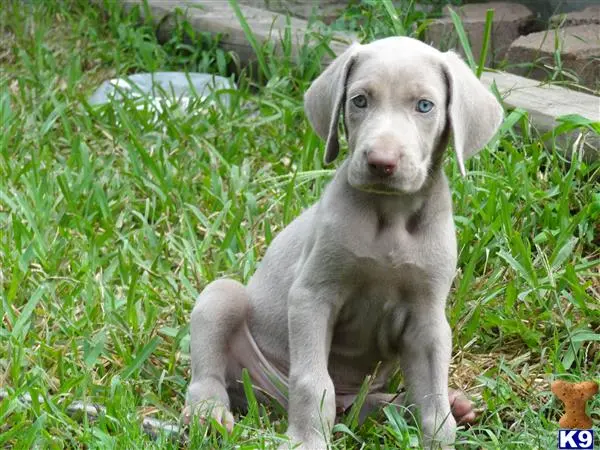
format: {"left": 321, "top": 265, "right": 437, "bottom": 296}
{"left": 122, "top": 337, "right": 160, "bottom": 379}
{"left": 11, "top": 286, "right": 45, "bottom": 341}
{"left": 448, "top": 8, "right": 476, "bottom": 71}
{"left": 228, "top": 0, "right": 270, "bottom": 79}
{"left": 380, "top": 0, "right": 405, "bottom": 36}
{"left": 476, "top": 9, "right": 494, "bottom": 78}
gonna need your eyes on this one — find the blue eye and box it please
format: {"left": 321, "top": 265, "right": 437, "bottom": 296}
{"left": 352, "top": 95, "right": 368, "bottom": 108}
{"left": 416, "top": 99, "right": 434, "bottom": 113}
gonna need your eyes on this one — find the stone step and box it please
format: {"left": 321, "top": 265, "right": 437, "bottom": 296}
{"left": 506, "top": 24, "right": 600, "bottom": 91}
{"left": 238, "top": 0, "right": 348, "bottom": 23}
{"left": 425, "top": 2, "right": 536, "bottom": 67}
{"left": 481, "top": 71, "right": 599, "bottom": 160}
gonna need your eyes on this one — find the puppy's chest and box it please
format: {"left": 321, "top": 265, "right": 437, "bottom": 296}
{"left": 332, "top": 285, "right": 409, "bottom": 360}
{"left": 354, "top": 226, "right": 437, "bottom": 282}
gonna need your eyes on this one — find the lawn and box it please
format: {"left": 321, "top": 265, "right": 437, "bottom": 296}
{"left": 0, "top": 1, "right": 598, "bottom": 448}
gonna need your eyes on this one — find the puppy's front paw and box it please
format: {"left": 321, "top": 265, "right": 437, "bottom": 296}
{"left": 182, "top": 401, "right": 234, "bottom": 433}
{"left": 421, "top": 415, "right": 456, "bottom": 450}
{"left": 278, "top": 431, "right": 328, "bottom": 450}
{"left": 421, "top": 436, "right": 454, "bottom": 450}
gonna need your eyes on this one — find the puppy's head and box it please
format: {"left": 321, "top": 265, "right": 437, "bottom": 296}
{"left": 304, "top": 37, "right": 503, "bottom": 194}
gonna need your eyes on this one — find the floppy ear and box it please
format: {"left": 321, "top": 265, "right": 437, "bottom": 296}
{"left": 443, "top": 51, "right": 504, "bottom": 176}
{"left": 304, "top": 43, "right": 360, "bottom": 164}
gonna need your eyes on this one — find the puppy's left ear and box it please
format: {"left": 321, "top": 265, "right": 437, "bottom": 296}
{"left": 443, "top": 51, "right": 504, "bottom": 176}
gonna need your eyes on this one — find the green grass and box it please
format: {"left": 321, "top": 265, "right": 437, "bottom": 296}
{"left": 1, "top": 0, "right": 599, "bottom": 448}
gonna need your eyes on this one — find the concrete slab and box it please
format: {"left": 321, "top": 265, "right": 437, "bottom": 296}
{"left": 425, "top": 2, "right": 535, "bottom": 67}
{"left": 481, "top": 71, "right": 599, "bottom": 160}
{"left": 506, "top": 24, "right": 600, "bottom": 91}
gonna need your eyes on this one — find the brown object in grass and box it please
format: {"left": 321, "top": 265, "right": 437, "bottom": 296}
{"left": 551, "top": 380, "right": 598, "bottom": 429}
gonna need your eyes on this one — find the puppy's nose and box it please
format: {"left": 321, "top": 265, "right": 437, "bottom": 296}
{"left": 367, "top": 152, "right": 397, "bottom": 177}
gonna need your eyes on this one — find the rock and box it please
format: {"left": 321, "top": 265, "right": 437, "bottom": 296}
{"left": 89, "top": 72, "right": 235, "bottom": 107}
{"left": 238, "top": 0, "right": 349, "bottom": 24}
{"left": 88, "top": 72, "right": 236, "bottom": 125}
{"left": 464, "top": 0, "right": 599, "bottom": 21}
{"left": 506, "top": 24, "right": 600, "bottom": 91}
{"left": 550, "top": 5, "right": 600, "bottom": 27}
{"left": 426, "top": 2, "right": 535, "bottom": 67}
{"left": 481, "top": 71, "right": 599, "bottom": 161}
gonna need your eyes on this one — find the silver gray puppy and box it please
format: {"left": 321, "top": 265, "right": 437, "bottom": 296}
{"left": 184, "top": 36, "right": 503, "bottom": 449}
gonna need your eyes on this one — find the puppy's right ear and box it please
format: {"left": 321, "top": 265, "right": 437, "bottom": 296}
{"left": 442, "top": 51, "right": 504, "bottom": 176}
{"left": 304, "top": 43, "right": 360, "bottom": 164}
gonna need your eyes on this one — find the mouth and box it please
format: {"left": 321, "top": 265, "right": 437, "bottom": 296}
{"left": 353, "top": 182, "right": 407, "bottom": 195}
{"left": 347, "top": 159, "right": 427, "bottom": 195}
{"left": 350, "top": 169, "right": 427, "bottom": 195}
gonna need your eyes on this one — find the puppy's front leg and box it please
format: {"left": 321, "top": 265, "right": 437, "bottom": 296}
{"left": 400, "top": 306, "right": 456, "bottom": 449}
{"left": 284, "top": 281, "right": 340, "bottom": 450}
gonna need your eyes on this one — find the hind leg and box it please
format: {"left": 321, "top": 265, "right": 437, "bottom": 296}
{"left": 183, "top": 279, "right": 249, "bottom": 432}
{"left": 356, "top": 390, "right": 476, "bottom": 425}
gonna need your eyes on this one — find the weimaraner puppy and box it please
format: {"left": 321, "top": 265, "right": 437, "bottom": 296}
{"left": 184, "top": 36, "right": 503, "bottom": 449}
